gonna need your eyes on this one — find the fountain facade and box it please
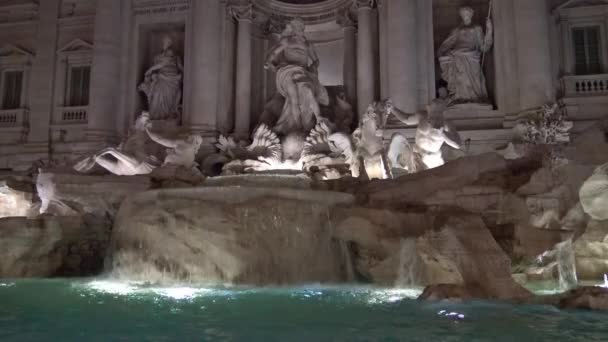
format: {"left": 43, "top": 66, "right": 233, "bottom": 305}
{"left": 0, "top": 0, "right": 607, "bottom": 309}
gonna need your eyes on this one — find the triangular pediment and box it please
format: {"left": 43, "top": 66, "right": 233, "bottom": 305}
{"left": 0, "top": 44, "right": 33, "bottom": 58}
{"left": 57, "top": 38, "right": 93, "bottom": 54}
{"left": 555, "top": 0, "right": 608, "bottom": 10}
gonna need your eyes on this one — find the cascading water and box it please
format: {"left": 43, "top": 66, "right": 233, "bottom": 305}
{"left": 556, "top": 239, "right": 578, "bottom": 291}
{"left": 106, "top": 185, "right": 357, "bottom": 285}
{"left": 326, "top": 208, "right": 355, "bottom": 282}
{"left": 395, "top": 238, "right": 419, "bottom": 288}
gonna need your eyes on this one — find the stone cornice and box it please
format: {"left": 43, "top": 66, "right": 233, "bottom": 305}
{"left": 252, "top": 0, "right": 353, "bottom": 25}
{"left": 132, "top": 0, "right": 189, "bottom": 16}
{"left": 0, "top": 0, "right": 38, "bottom": 25}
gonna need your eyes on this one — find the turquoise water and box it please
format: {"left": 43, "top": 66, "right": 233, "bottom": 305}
{"left": 1, "top": 279, "right": 607, "bottom": 341}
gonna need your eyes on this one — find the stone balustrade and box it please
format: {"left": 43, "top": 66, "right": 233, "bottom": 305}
{"left": 58, "top": 106, "right": 88, "bottom": 123}
{"left": 0, "top": 108, "right": 27, "bottom": 127}
{"left": 562, "top": 74, "right": 608, "bottom": 97}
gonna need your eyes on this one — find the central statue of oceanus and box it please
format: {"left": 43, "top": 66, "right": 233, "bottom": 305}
{"left": 263, "top": 18, "right": 329, "bottom": 136}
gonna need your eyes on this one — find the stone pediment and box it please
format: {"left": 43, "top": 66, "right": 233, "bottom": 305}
{"left": 58, "top": 39, "right": 93, "bottom": 54}
{"left": 0, "top": 44, "right": 33, "bottom": 58}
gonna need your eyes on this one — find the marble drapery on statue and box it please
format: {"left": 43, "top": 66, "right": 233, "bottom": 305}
{"left": 438, "top": 7, "right": 493, "bottom": 104}
{"left": 265, "top": 18, "right": 329, "bottom": 136}
{"left": 138, "top": 35, "right": 183, "bottom": 120}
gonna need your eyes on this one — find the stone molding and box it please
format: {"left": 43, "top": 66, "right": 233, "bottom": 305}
{"left": 132, "top": 0, "right": 189, "bottom": 17}
{"left": 252, "top": 0, "right": 353, "bottom": 25}
{"left": 0, "top": 1, "right": 38, "bottom": 25}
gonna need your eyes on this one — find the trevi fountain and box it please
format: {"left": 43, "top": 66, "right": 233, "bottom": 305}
{"left": 0, "top": 0, "right": 608, "bottom": 340}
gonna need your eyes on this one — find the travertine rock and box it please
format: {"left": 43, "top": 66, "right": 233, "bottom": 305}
{"left": 0, "top": 178, "right": 34, "bottom": 218}
{"left": 108, "top": 187, "right": 355, "bottom": 285}
{"left": 359, "top": 153, "right": 539, "bottom": 208}
{"left": 556, "top": 287, "right": 608, "bottom": 311}
{"left": 573, "top": 220, "right": 608, "bottom": 280}
{"left": 580, "top": 163, "right": 608, "bottom": 221}
{"left": 36, "top": 172, "right": 151, "bottom": 217}
{"left": 420, "top": 214, "right": 531, "bottom": 300}
{"left": 0, "top": 215, "right": 111, "bottom": 278}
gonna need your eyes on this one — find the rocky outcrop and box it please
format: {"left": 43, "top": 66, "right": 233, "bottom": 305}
{"left": 417, "top": 214, "right": 531, "bottom": 300}
{"left": 0, "top": 177, "right": 35, "bottom": 218}
{"left": 420, "top": 285, "right": 608, "bottom": 311}
{"left": 331, "top": 208, "right": 530, "bottom": 300}
{"left": 573, "top": 220, "right": 608, "bottom": 280}
{"left": 580, "top": 164, "right": 608, "bottom": 221}
{"left": 556, "top": 287, "right": 608, "bottom": 310}
{"left": 108, "top": 187, "right": 355, "bottom": 285}
{"left": 36, "top": 172, "right": 151, "bottom": 216}
{"left": 0, "top": 215, "right": 112, "bottom": 277}
{"left": 357, "top": 153, "right": 540, "bottom": 209}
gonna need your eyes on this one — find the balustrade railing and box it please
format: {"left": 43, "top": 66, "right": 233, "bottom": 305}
{"left": 562, "top": 74, "right": 608, "bottom": 97}
{"left": 0, "top": 108, "right": 26, "bottom": 127}
{"left": 58, "top": 106, "right": 88, "bottom": 123}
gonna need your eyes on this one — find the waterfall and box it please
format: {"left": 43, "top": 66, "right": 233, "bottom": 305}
{"left": 556, "top": 239, "right": 578, "bottom": 291}
{"left": 340, "top": 241, "right": 356, "bottom": 282}
{"left": 395, "top": 238, "right": 419, "bottom": 288}
{"left": 326, "top": 208, "right": 355, "bottom": 282}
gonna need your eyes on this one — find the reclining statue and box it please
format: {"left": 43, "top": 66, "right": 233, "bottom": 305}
{"left": 73, "top": 113, "right": 160, "bottom": 176}
{"left": 387, "top": 99, "right": 462, "bottom": 172}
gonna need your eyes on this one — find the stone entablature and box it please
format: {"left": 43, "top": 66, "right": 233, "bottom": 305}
{"left": 0, "top": 0, "right": 38, "bottom": 26}
{"left": 252, "top": 0, "right": 354, "bottom": 25}
{"left": 132, "top": 0, "right": 189, "bottom": 16}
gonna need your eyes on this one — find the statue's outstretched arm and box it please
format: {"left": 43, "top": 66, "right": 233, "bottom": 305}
{"left": 443, "top": 122, "right": 462, "bottom": 150}
{"left": 146, "top": 128, "right": 178, "bottom": 149}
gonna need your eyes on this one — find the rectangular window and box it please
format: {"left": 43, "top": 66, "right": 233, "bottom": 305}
{"left": 68, "top": 65, "right": 90, "bottom": 107}
{"left": 1, "top": 71, "right": 23, "bottom": 110}
{"left": 573, "top": 26, "right": 602, "bottom": 75}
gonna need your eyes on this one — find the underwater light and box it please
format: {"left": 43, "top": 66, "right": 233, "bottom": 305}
{"left": 84, "top": 280, "right": 214, "bottom": 300}
{"left": 368, "top": 288, "right": 423, "bottom": 304}
{"left": 438, "top": 310, "right": 465, "bottom": 320}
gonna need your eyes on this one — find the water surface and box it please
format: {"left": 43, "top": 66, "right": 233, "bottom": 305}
{"left": 0, "top": 279, "right": 607, "bottom": 341}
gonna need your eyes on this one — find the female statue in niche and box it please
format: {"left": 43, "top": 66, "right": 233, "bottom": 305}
{"left": 138, "top": 34, "right": 183, "bottom": 120}
{"left": 438, "top": 6, "right": 493, "bottom": 105}
{"left": 264, "top": 18, "right": 329, "bottom": 136}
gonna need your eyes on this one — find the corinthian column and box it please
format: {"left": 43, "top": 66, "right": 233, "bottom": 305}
{"left": 513, "top": 0, "right": 554, "bottom": 110}
{"left": 230, "top": 3, "right": 253, "bottom": 140}
{"left": 27, "top": 0, "right": 60, "bottom": 145}
{"left": 188, "top": 0, "right": 223, "bottom": 136}
{"left": 87, "top": 0, "right": 122, "bottom": 142}
{"left": 338, "top": 9, "right": 357, "bottom": 110}
{"left": 384, "top": 0, "right": 417, "bottom": 113}
{"left": 356, "top": 0, "right": 377, "bottom": 115}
